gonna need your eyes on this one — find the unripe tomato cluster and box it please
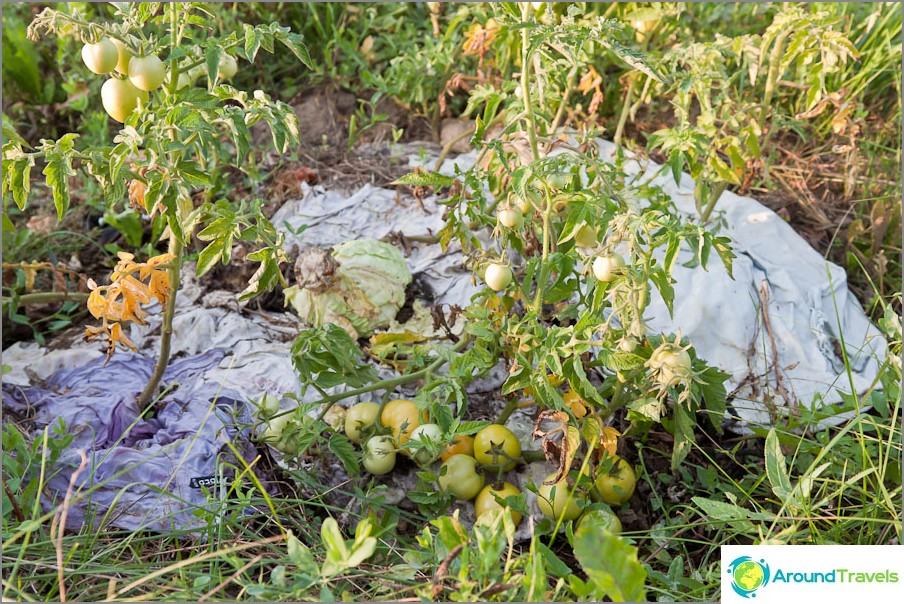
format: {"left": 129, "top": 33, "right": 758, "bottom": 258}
{"left": 342, "top": 406, "right": 532, "bottom": 526}
{"left": 533, "top": 453, "right": 635, "bottom": 530}
{"left": 81, "top": 35, "right": 163, "bottom": 123}
{"left": 80, "top": 32, "right": 239, "bottom": 123}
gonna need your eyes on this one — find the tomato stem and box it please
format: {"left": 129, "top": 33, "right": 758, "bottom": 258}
{"left": 308, "top": 337, "right": 470, "bottom": 424}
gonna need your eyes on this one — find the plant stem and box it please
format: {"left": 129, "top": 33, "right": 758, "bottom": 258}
{"left": 309, "top": 337, "right": 470, "bottom": 423}
{"left": 758, "top": 28, "right": 790, "bottom": 149}
{"left": 531, "top": 206, "right": 553, "bottom": 312}
{"left": 4, "top": 291, "right": 89, "bottom": 306}
{"left": 698, "top": 181, "right": 728, "bottom": 225}
{"left": 495, "top": 398, "right": 519, "bottom": 425}
{"left": 136, "top": 231, "right": 183, "bottom": 408}
{"left": 137, "top": 4, "right": 185, "bottom": 408}
{"left": 521, "top": 450, "right": 546, "bottom": 463}
{"left": 613, "top": 75, "right": 638, "bottom": 147}
{"left": 550, "top": 64, "right": 579, "bottom": 133}
{"left": 520, "top": 3, "right": 541, "bottom": 162}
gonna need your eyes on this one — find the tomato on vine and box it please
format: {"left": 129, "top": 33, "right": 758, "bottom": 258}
{"left": 441, "top": 434, "right": 475, "bottom": 461}
{"left": 344, "top": 401, "right": 380, "bottom": 444}
{"left": 537, "top": 474, "right": 584, "bottom": 522}
{"left": 217, "top": 53, "right": 238, "bottom": 80}
{"left": 128, "top": 54, "right": 166, "bottom": 91}
{"left": 592, "top": 455, "right": 636, "bottom": 505}
{"left": 484, "top": 262, "right": 513, "bottom": 291}
{"left": 592, "top": 254, "right": 625, "bottom": 282}
{"left": 438, "top": 454, "right": 485, "bottom": 500}
{"left": 407, "top": 422, "right": 442, "bottom": 464}
{"left": 380, "top": 399, "right": 424, "bottom": 446}
{"left": 475, "top": 482, "right": 523, "bottom": 525}
{"left": 101, "top": 77, "right": 148, "bottom": 123}
{"left": 362, "top": 435, "right": 397, "bottom": 475}
{"left": 473, "top": 424, "right": 521, "bottom": 471}
{"left": 81, "top": 38, "right": 118, "bottom": 74}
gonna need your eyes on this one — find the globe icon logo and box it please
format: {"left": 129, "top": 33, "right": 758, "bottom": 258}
{"left": 727, "top": 556, "right": 770, "bottom": 598}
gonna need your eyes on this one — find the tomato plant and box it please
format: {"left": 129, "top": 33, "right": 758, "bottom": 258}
{"left": 5, "top": 3, "right": 312, "bottom": 406}
{"left": 473, "top": 425, "right": 521, "bottom": 472}
{"left": 437, "top": 454, "right": 485, "bottom": 501}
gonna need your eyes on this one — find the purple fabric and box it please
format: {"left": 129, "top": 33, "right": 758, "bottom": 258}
{"left": 2, "top": 350, "right": 267, "bottom": 533}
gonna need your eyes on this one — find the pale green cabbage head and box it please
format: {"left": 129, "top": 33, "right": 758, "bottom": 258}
{"left": 284, "top": 239, "right": 412, "bottom": 338}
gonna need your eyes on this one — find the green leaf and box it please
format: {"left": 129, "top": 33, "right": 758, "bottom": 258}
{"left": 537, "top": 542, "right": 573, "bottom": 578}
{"left": 765, "top": 428, "right": 793, "bottom": 501}
{"left": 272, "top": 27, "right": 313, "bottom": 69}
{"left": 243, "top": 23, "right": 263, "bottom": 62}
{"left": 196, "top": 241, "right": 224, "bottom": 277}
{"left": 573, "top": 519, "right": 646, "bottom": 602}
{"left": 392, "top": 171, "right": 456, "bottom": 189}
{"left": 41, "top": 133, "right": 79, "bottom": 220}
{"left": 286, "top": 530, "right": 320, "bottom": 576}
{"left": 670, "top": 404, "right": 695, "bottom": 469}
{"left": 290, "top": 324, "right": 379, "bottom": 390}
{"left": 327, "top": 434, "right": 360, "bottom": 477}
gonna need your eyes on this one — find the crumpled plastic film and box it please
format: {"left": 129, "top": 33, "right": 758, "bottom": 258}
{"left": 2, "top": 350, "right": 262, "bottom": 532}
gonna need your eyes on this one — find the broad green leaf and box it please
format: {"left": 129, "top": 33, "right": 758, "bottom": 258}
{"left": 327, "top": 434, "right": 360, "bottom": 477}
{"left": 573, "top": 518, "right": 646, "bottom": 602}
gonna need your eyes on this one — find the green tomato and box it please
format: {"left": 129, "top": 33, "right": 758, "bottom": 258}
{"left": 592, "top": 254, "right": 625, "bottom": 282}
{"left": 592, "top": 456, "right": 636, "bottom": 505}
{"left": 101, "top": 78, "right": 148, "bottom": 123}
{"left": 407, "top": 423, "right": 443, "bottom": 464}
{"left": 261, "top": 413, "right": 298, "bottom": 455}
{"left": 475, "top": 482, "right": 522, "bottom": 525}
{"left": 537, "top": 474, "right": 583, "bottom": 522}
{"left": 497, "top": 207, "right": 524, "bottom": 229}
{"left": 473, "top": 424, "right": 521, "bottom": 471}
{"left": 255, "top": 392, "right": 281, "bottom": 418}
{"left": 217, "top": 53, "right": 238, "bottom": 79}
{"left": 542, "top": 172, "right": 570, "bottom": 191}
{"left": 128, "top": 54, "right": 166, "bottom": 91}
{"left": 111, "top": 38, "right": 133, "bottom": 74}
{"left": 577, "top": 506, "right": 622, "bottom": 534}
{"left": 363, "top": 435, "right": 397, "bottom": 475}
{"left": 81, "top": 39, "right": 119, "bottom": 74}
{"left": 649, "top": 345, "right": 693, "bottom": 386}
{"left": 574, "top": 224, "right": 598, "bottom": 248}
{"left": 438, "top": 454, "right": 485, "bottom": 500}
{"left": 344, "top": 402, "right": 380, "bottom": 444}
{"left": 484, "top": 263, "right": 513, "bottom": 291}
{"left": 512, "top": 189, "right": 539, "bottom": 214}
